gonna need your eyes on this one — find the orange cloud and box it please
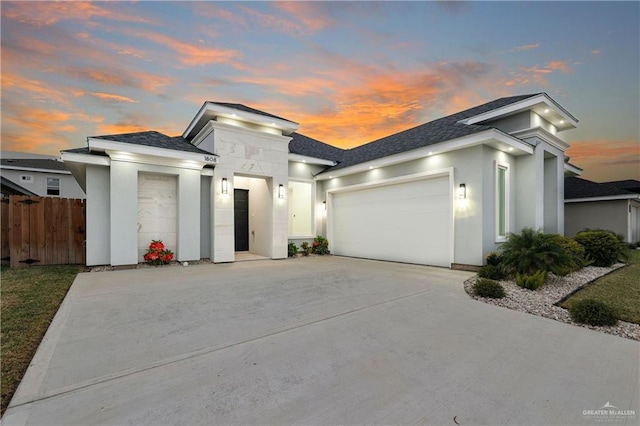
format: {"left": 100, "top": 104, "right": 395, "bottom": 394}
{"left": 2, "top": 1, "right": 152, "bottom": 27}
{"left": 94, "top": 123, "right": 178, "bottom": 137}
{"left": 191, "top": 3, "right": 248, "bottom": 28}
{"left": 1, "top": 72, "right": 71, "bottom": 105}
{"left": 566, "top": 139, "right": 640, "bottom": 181}
{"left": 90, "top": 93, "right": 138, "bottom": 103}
{"left": 59, "top": 67, "right": 173, "bottom": 93}
{"left": 272, "top": 2, "right": 334, "bottom": 33}
{"left": 546, "top": 60, "right": 571, "bottom": 73}
{"left": 131, "top": 30, "right": 243, "bottom": 67}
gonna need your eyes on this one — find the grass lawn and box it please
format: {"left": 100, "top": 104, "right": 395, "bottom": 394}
{"left": 1, "top": 265, "right": 83, "bottom": 416}
{"left": 560, "top": 249, "right": 640, "bottom": 324}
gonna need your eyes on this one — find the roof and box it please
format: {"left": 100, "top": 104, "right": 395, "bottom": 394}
{"left": 565, "top": 177, "right": 637, "bottom": 200}
{"left": 208, "top": 102, "right": 296, "bottom": 124}
{"left": 602, "top": 179, "right": 640, "bottom": 194}
{"left": 90, "top": 131, "right": 214, "bottom": 155}
{"left": 327, "top": 94, "right": 540, "bottom": 170}
{"left": 0, "top": 176, "right": 38, "bottom": 196}
{"left": 0, "top": 158, "right": 69, "bottom": 172}
{"left": 289, "top": 133, "right": 345, "bottom": 163}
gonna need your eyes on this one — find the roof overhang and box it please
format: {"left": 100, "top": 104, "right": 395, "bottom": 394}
{"left": 565, "top": 194, "right": 640, "bottom": 203}
{"left": 563, "top": 162, "right": 583, "bottom": 176}
{"left": 183, "top": 102, "right": 299, "bottom": 141}
{"left": 315, "top": 129, "right": 532, "bottom": 181}
{"left": 87, "top": 138, "right": 218, "bottom": 169}
{"left": 458, "top": 93, "right": 578, "bottom": 131}
{"left": 0, "top": 165, "right": 71, "bottom": 175}
{"left": 288, "top": 153, "right": 337, "bottom": 167}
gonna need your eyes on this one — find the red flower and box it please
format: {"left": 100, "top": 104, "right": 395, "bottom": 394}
{"left": 313, "top": 241, "right": 318, "bottom": 247}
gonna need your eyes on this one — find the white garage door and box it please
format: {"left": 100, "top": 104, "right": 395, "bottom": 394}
{"left": 138, "top": 173, "right": 177, "bottom": 261}
{"left": 330, "top": 176, "right": 451, "bottom": 267}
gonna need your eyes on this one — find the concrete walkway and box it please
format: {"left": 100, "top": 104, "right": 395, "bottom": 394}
{"left": 3, "top": 257, "right": 638, "bottom": 425}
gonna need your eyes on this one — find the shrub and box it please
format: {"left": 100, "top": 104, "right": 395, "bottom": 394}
{"left": 288, "top": 242, "right": 298, "bottom": 257}
{"left": 311, "top": 235, "right": 330, "bottom": 255}
{"left": 473, "top": 278, "right": 505, "bottom": 299}
{"left": 499, "top": 228, "right": 575, "bottom": 275}
{"left": 551, "top": 235, "right": 590, "bottom": 274}
{"left": 569, "top": 299, "right": 618, "bottom": 326}
{"left": 478, "top": 264, "right": 507, "bottom": 280}
{"left": 143, "top": 240, "right": 173, "bottom": 265}
{"left": 300, "top": 242, "right": 310, "bottom": 256}
{"left": 485, "top": 252, "right": 502, "bottom": 266}
{"left": 574, "top": 230, "right": 625, "bottom": 267}
{"left": 515, "top": 271, "right": 547, "bottom": 290}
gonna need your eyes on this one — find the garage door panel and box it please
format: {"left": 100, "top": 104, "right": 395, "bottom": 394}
{"left": 138, "top": 173, "right": 177, "bottom": 261}
{"left": 331, "top": 177, "right": 451, "bottom": 267}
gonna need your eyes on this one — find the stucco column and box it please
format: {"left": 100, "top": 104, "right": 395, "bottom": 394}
{"left": 110, "top": 160, "right": 138, "bottom": 265}
{"left": 212, "top": 166, "right": 234, "bottom": 262}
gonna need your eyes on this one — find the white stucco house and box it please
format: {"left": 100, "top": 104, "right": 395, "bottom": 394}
{"left": 565, "top": 177, "right": 640, "bottom": 243}
{"left": 61, "top": 93, "right": 578, "bottom": 268}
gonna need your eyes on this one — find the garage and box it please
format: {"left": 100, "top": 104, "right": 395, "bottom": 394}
{"left": 137, "top": 172, "right": 177, "bottom": 261}
{"left": 329, "top": 175, "right": 452, "bottom": 267}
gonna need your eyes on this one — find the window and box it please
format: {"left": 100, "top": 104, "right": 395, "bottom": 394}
{"left": 495, "top": 162, "right": 509, "bottom": 241}
{"left": 47, "top": 177, "right": 60, "bottom": 196}
{"left": 288, "top": 181, "right": 313, "bottom": 236}
{"left": 20, "top": 175, "right": 33, "bottom": 183}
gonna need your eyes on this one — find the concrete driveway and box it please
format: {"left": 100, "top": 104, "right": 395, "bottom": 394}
{"left": 3, "top": 257, "right": 638, "bottom": 425}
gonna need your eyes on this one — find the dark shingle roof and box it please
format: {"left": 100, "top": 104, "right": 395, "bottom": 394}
{"left": 208, "top": 102, "right": 296, "bottom": 124}
{"left": 90, "top": 131, "right": 214, "bottom": 155}
{"left": 289, "top": 133, "right": 345, "bottom": 163}
{"left": 328, "top": 94, "right": 540, "bottom": 170}
{"left": 602, "top": 179, "right": 640, "bottom": 194}
{"left": 565, "top": 177, "right": 637, "bottom": 199}
{"left": 1, "top": 176, "right": 38, "bottom": 196}
{"left": 61, "top": 147, "right": 110, "bottom": 156}
{"left": 0, "top": 158, "right": 69, "bottom": 172}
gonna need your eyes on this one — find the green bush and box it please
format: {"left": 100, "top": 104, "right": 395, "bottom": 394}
{"left": 288, "top": 242, "right": 298, "bottom": 257}
{"left": 300, "top": 242, "right": 310, "bottom": 256}
{"left": 478, "top": 264, "right": 507, "bottom": 280}
{"left": 311, "top": 235, "right": 330, "bottom": 255}
{"left": 515, "top": 271, "right": 547, "bottom": 290}
{"left": 499, "top": 228, "right": 576, "bottom": 275}
{"left": 569, "top": 299, "right": 618, "bottom": 326}
{"left": 574, "top": 230, "right": 625, "bottom": 267}
{"left": 552, "top": 235, "right": 590, "bottom": 274}
{"left": 473, "top": 278, "right": 505, "bottom": 299}
{"left": 485, "top": 252, "right": 502, "bottom": 266}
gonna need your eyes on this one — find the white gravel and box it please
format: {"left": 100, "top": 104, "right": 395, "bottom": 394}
{"left": 464, "top": 264, "right": 640, "bottom": 341}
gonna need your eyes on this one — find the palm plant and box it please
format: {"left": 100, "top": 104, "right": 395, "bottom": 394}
{"left": 499, "top": 228, "right": 576, "bottom": 276}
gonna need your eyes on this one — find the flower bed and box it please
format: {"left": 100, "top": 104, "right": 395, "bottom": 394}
{"left": 464, "top": 264, "right": 640, "bottom": 341}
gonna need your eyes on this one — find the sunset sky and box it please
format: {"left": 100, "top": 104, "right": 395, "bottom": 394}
{"left": 1, "top": 1, "right": 638, "bottom": 182}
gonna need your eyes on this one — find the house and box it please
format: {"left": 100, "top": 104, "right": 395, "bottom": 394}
{"left": 565, "top": 177, "right": 640, "bottom": 243}
{"left": 61, "top": 93, "right": 578, "bottom": 268}
{"left": 0, "top": 152, "right": 86, "bottom": 199}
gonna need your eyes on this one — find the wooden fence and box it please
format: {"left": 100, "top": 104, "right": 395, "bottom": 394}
{"left": 1, "top": 196, "right": 86, "bottom": 268}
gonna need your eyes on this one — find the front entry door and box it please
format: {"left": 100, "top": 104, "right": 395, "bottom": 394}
{"left": 234, "top": 189, "right": 249, "bottom": 251}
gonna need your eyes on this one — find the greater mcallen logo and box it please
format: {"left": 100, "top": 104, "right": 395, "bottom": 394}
{"left": 583, "top": 402, "right": 636, "bottom": 422}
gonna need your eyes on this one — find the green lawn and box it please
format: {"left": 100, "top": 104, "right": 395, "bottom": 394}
{"left": 560, "top": 249, "right": 640, "bottom": 324}
{"left": 1, "top": 265, "right": 83, "bottom": 415}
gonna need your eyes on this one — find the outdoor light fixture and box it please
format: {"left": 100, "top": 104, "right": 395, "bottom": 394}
{"left": 278, "top": 184, "right": 284, "bottom": 199}
{"left": 221, "top": 178, "right": 228, "bottom": 195}
{"left": 458, "top": 183, "right": 467, "bottom": 199}
{"left": 323, "top": 201, "right": 327, "bottom": 211}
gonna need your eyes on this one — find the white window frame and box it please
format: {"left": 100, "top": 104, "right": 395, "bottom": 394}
{"left": 46, "top": 177, "right": 61, "bottom": 196}
{"left": 495, "top": 161, "right": 510, "bottom": 242}
{"left": 287, "top": 178, "right": 315, "bottom": 238}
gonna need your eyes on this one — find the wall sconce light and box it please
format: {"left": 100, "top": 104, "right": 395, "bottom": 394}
{"left": 458, "top": 183, "right": 467, "bottom": 199}
{"left": 221, "top": 178, "right": 228, "bottom": 195}
{"left": 323, "top": 201, "right": 327, "bottom": 211}
{"left": 278, "top": 184, "right": 284, "bottom": 199}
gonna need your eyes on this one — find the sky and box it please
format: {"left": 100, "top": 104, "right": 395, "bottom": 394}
{"left": 1, "top": 1, "right": 638, "bottom": 182}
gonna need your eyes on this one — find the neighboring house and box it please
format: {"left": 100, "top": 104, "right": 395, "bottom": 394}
{"left": 62, "top": 93, "right": 578, "bottom": 268}
{"left": 565, "top": 177, "right": 640, "bottom": 243}
{"left": 0, "top": 152, "right": 86, "bottom": 199}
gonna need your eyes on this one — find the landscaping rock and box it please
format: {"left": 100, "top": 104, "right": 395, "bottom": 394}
{"left": 464, "top": 264, "right": 640, "bottom": 341}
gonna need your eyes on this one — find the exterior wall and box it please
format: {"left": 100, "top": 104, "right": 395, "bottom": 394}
{"left": 109, "top": 160, "right": 201, "bottom": 266}
{"left": 487, "top": 111, "right": 532, "bottom": 134}
{"left": 322, "top": 145, "right": 488, "bottom": 266}
{"left": 208, "top": 122, "right": 290, "bottom": 262}
{"left": 514, "top": 154, "right": 537, "bottom": 230}
{"left": 565, "top": 200, "right": 629, "bottom": 240}
{"left": 85, "top": 165, "right": 110, "bottom": 266}
{"left": 234, "top": 176, "right": 273, "bottom": 257}
{"left": 200, "top": 175, "right": 212, "bottom": 258}
{"left": 1, "top": 169, "right": 85, "bottom": 198}
{"left": 544, "top": 155, "right": 559, "bottom": 233}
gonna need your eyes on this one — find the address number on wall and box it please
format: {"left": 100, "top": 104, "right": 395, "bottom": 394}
{"left": 204, "top": 156, "right": 218, "bottom": 163}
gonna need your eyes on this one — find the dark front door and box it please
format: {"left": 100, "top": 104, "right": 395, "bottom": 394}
{"left": 234, "top": 189, "right": 249, "bottom": 251}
